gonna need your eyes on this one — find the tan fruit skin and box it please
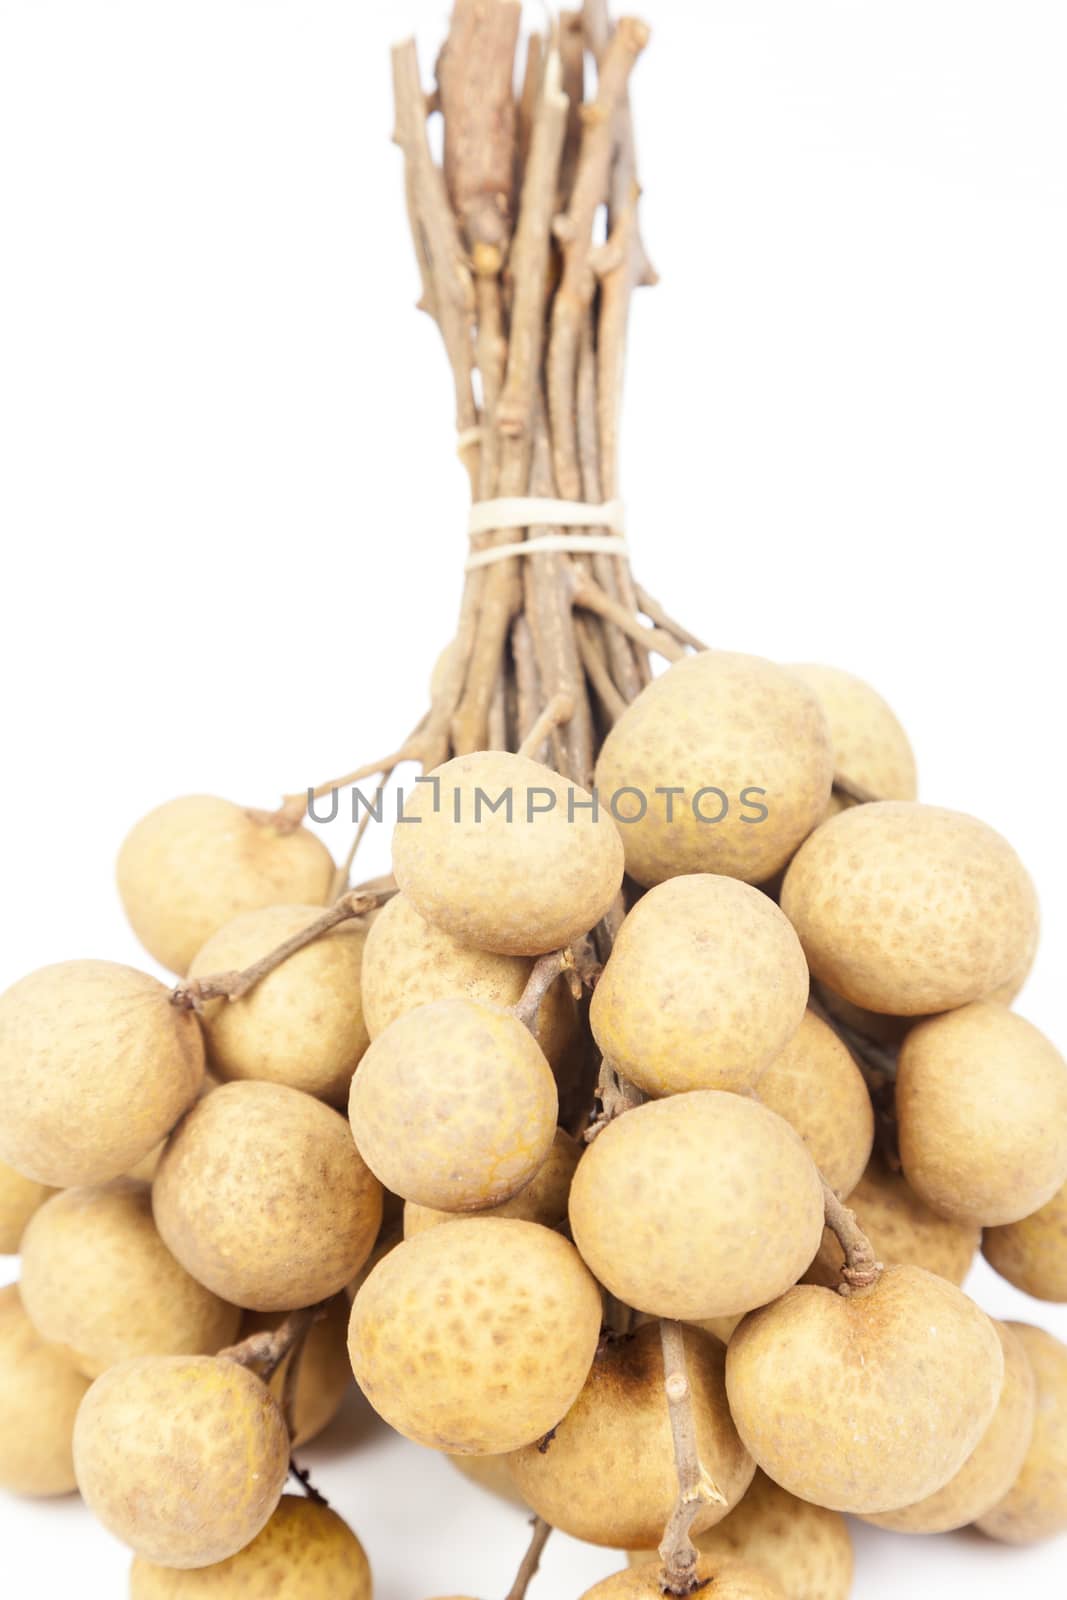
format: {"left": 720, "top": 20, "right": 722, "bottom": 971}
{"left": 241, "top": 1295, "right": 352, "bottom": 1447}
{"left": 447, "top": 1451, "right": 530, "bottom": 1509}
{"left": 589, "top": 875, "right": 809, "bottom": 1096}
{"left": 629, "top": 1470, "right": 853, "bottom": 1600}
{"left": 404, "top": 1127, "right": 580, "bottom": 1237}
{"left": 984, "top": 1179, "right": 1067, "bottom": 1301}
{"left": 865, "top": 1320, "right": 1036, "bottom": 1533}
{"left": 188, "top": 904, "right": 370, "bottom": 1106}
{"left": 360, "top": 891, "right": 575, "bottom": 1069}
{"left": 74, "top": 1355, "right": 289, "bottom": 1568}
{"left": 0, "top": 959, "right": 205, "bottom": 1187}
{"left": 593, "top": 650, "right": 833, "bottom": 888}
{"left": 725, "top": 1265, "right": 1004, "bottom": 1514}
{"left": 507, "top": 1322, "right": 754, "bottom": 1548}
{"left": 756, "top": 1009, "right": 874, "bottom": 1197}
{"left": 977, "top": 1323, "right": 1067, "bottom": 1543}
{"left": 19, "top": 1179, "right": 239, "bottom": 1378}
{"left": 781, "top": 802, "right": 1039, "bottom": 1015}
{"left": 569, "top": 1092, "right": 825, "bottom": 1322}
{"left": 805, "top": 1155, "right": 980, "bottom": 1289}
{"left": 788, "top": 662, "right": 917, "bottom": 804}
{"left": 896, "top": 1003, "right": 1067, "bottom": 1227}
{"left": 348, "top": 1218, "right": 602, "bottom": 1455}
{"left": 153, "top": 1081, "right": 382, "bottom": 1312}
{"left": 392, "top": 751, "right": 625, "bottom": 956}
{"left": 0, "top": 1159, "right": 54, "bottom": 1252}
{"left": 581, "top": 1558, "right": 785, "bottom": 1600}
{"left": 117, "top": 795, "right": 334, "bottom": 975}
{"left": 129, "top": 1496, "right": 372, "bottom": 1598}
{"left": 349, "top": 998, "right": 558, "bottom": 1211}
{"left": 0, "top": 1284, "right": 89, "bottom": 1496}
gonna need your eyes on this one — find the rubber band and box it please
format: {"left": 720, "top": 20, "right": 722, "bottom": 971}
{"left": 468, "top": 496, "right": 624, "bottom": 537}
{"left": 455, "top": 426, "right": 484, "bottom": 454}
{"left": 465, "top": 531, "right": 631, "bottom": 571}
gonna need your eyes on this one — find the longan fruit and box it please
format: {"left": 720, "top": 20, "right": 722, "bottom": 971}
{"left": 349, "top": 998, "right": 557, "bottom": 1211}
{"left": 241, "top": 1294, "right": 351, "bottom": 1446}
{"left": 74, "top": 1354, "right": 290, "bottom": 1568}
{"left": 506, "top": 1321, "right": 753, "bottom": 1548}
{"left": 447, "top": 1450, "right": 529, "bottom": 1508}
{"left": 391, "top": 751, "right": 625, "bottom": 955}
{"left": 804, "top": 1154, "right": 980, "bottom": 1288}
{"left": 0, "top": 1283, "right": 90, "bottom": 1496}
{"left": 118, "top": 795, "right": 334, "bottom": 975}
{"left": 360, "top": 891, "right": 575, "bottom": 1068}
{"left": 755, "top": 1009, "right": 874, "bottom": 1197}
{"left": 404, "top": 1128, "right": 580, "bottom": 1237}
{"left": 977, "top": 1323, "right": 1067, "bottom": 1544}
{"left": 865, "top": 1320, "right": 1036, "bottom": 1533}
{"left": 19, "top": 1179, "right": 239, "bottom": 1378}
{"left": 725, "top": 1265, "right": 1004, "bottom": 1513}
{"left": 589, "top": 875, "right": 809, "bottom": 1096}
{"left": 984, "top": 1179, "right": 1067, "bottom": 1301}
{"left": 580, "top": 1560, "right": 785, "bottom": 1600}
{"left": 129, "top": 1496, "right": 372, "bottom": 1598}
{"left": 568, "top": 1092, "right": 824, "bottom": 1322}
{"left": 593, "top": 650, "right": 833, "bottom": 887}
{"left": 896, "top": 1003, "right": 1067, "bottom": 1226}
{"left": 0, "top": 1158, "right": 54, "bottom": 1253}
{"left": 0, "top": 960, "right": 204, "bottom": 1187}
{"left": 781, "top": 802, "right": 1038, "bottom": 1015}
{"left": 154, "top": 1081, "right": 382, "bottom": 1311}
{"left": 187, "top": 904, "right": 370, "bottom": 1105}
{"left": 348, "top": 1218, "right": 602, "bottom": 1454}
{"left": 629, "top": 1471, "right": 853, "bottom": 1600}
{"left": 788, "top": 663, "right": 917, "bottom": 804}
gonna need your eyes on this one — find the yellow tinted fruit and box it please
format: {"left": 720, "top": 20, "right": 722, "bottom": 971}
{"left": 756, "top": 1009, "right": 874, "bottom": 1197}
{"left": 977, "top": 1324, "right": 1067, "bottom": 1544}
{"left": 788, "top": 663, "right": 917, "bottom": 804}
{"left": 404, "top": 1128, "right": 580, "bottom": 1237}
{"left": 0, "top": 1159, "right": 54, "bottom": 1253}
{"left": 580, "top": 1559, "right": 785, "bottom": 1600}
{"left": 0, "top": 1284, "right": 90, "bottom": 1496}
{"left": 984, "top": 1180, "right": 1067, "bottom": 1302}
{"left": 241, "top": 1294, "right": 351, "bottom": 1446}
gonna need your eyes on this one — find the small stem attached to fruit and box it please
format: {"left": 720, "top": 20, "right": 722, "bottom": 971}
{"left": 219, "top": 1302, "right": 327, "bottom": 1385}
{"left": 504, "top": 1515, "right": 552, "bottom": 1600}
{"left": 586, "top": 1056, "right": 644, "bottom": 1140}
{"left": 658, "top": 1318, "right": 726, "bottom": 1595}
{"left": 516, "top": 691, "right": 577, "bottom": 761}
{"left": 513, "top": 949, "right": 570, "bottom": 1032}
{"left": 821, "top": 1178, "right": 882, "bottom": 1293}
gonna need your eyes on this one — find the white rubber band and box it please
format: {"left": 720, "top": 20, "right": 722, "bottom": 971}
{"left": 465, "top": 531, "right": 631, "bottom": 570}
{"left": 467, "top": 496, "right": 625, "bottom": 537}
{"left": 455, "top": 426, "right": 484, "bottom": 453}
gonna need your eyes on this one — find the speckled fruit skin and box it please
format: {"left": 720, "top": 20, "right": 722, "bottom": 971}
{"left": 391, "top": 751, "right": 625, "bottom": 956}
{"left": 755, "top": 1009, "right": 874, "bottom": 1197}
{"left": 117, "top": 796, "right": 334, "bottom": 975}
{"left": 593, "top": 650, "right": 833, "bottom": 888}
{"left": 507, "top": 1321, "right": 753, "bottom": 1547}
{"left": 238, "top": 1294, "right": 351, "bottom": 1447}
{"left": 589, "top": 875, "right": 809, "bottom": 1096}
{"left": 360, "top": 891, "right": 575, "bottom": 1068}
{"left": 19, "top": 1179, "right": 239, "bottom": 1378}
{"left": 348, "top": 1218, "right": 602, "bottom": 1454}
{"left": 154, "top": 1081, "right": 382, "bottom": 1312}
{"left": 0, "top": 960, "right": 204, "bottom": 1187}
{"left": 404, "top": 1128, "right": 580, "bottom": 1237}
{"left": 349, "top": 998, "right": 558, "bottom": 1211}
{"left": 804, "top": 1155, "right": 980, "bottom": 1289}
{"left": 188, "top": 905, "right": 370, "bottom": 1106}
{"left": 725, "top": 1265, "right": 1004, "bottom": 1514}
{"left": 568, "top": 1092, "right": 824, "bottom": 1322}
{"left": 896, "top": 1003, "right": 1067, "bottom": 1227}
{"left": 984, "top": 1179, "right": 1067, "bottom": 1301}
{"left": 977, "top": 1323, "right": 1067, "bottom": 1543}
{"left": 581, "top": 1558, "right": 785, "bottom": 1600}
{"left": 781, "top": 802, "right": 1039, "bottom": 1016}
{"left": 128, "top": 1496, "right": 372, "bottom": 1598}
{"left": 865, "top": 1320, "right": 1036, "bottom": 1534}
{"left": 0, "top": 1159, "right": 54, "bottom": 1252}
{"left": 629, "top": 1470, "right": 853, "bottom": 1600}
{"left": 74, "top": 1355, "right": 290, "bottom": 1568}
{"left": 0, "top": 1284, "right": 90, "bottom": 1496}
{"left": 788, "top": 663, "right": 917, "bottom": 804}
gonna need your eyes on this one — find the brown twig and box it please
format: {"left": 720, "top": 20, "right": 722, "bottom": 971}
{"left": 219, "top": 1303, "right": 326, "bottom": 1385}
{"left": 586, "top": 1055, "right": 644, "bottom": 1139}
{"left": 821, "top": 1178, "right": 883, "bottom": 1293}
{"left": 658, "top": 1319, "right": 727, "bottom": 1595}
{"left": 504, "top": 1515, "right": 553, "bottom": 1600}
{"left": 570, "top": 567, "right": 686, "bottom": 661}
{"left": 513, "top": 949, "right": 570, "bottom": 1032}
{"left": 516, "top": 691, "right": 576, "bottom": 761}
{"left": 288, "top": 1458, "right": 329, "bottom": 1507}
{"left": 635, "top": 586, "right": 709, "bottom": 653}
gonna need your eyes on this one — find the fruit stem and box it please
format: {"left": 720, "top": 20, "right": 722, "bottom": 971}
{"left": 516, "top": 692, "right": 577, "bottom": 762}
{"left": 658, "top": 1319, "right": 727, "bottom": 1595}
{"left": 218, "top": 1302, "right": 327, "bottom": 1386}
{"left": 821, "top": 1178, "right": 883, "bottom": 1293}
{"left": 513, "top": 949, "right": 570, "bottom": 1032}
{"left": 504, "top": 1515, "right": 552, "bottom": 1600}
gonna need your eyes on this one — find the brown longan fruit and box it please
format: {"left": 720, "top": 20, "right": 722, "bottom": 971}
{"left": 154, "top": 1081, "right": 382, "bottom": 1311}
{"left": 348, "top": 1218, "right": 602, "bottom": 1455}
{"left": 404, "top": 1128, "right": 580, "bottom": 1237}
{"left": 0, "top": 1283, "right": 90, "bottom": 1496}
{"left": 187, "top": 904, "right": 370, "bottom": 1105}
{"left": 755, "top": 1009, "right": 874, "bottom": 1197}
{"left": 865, "top": 1320, "right": 1036, "bottom": 1533}
{"left": 589, "top": 875, "right": 809, "bottom": 1096}
{"left": 129, "top": 1496, "right": 372, "bottom": 1597}
{"left": 725, "top": 1265, "right": 1004, "bottom": 1513}
{"left": 896, "top": 1002, "right": 1067, "bottom": 1226}
{"left": 506, "top": 1322, "right": 753, "bottom": 1548}
{"left": 977, "top": 1323, "right": 1067, "bottom": 1544}
{"left": 593, "top": 649, "right": 833, "bottom": 887}
{"left": 0, "top": 959, "right": 204, "bottom": 1187}
{"left": 568, "top": 1092, "right": 824, "bottom": 1322}
{"left": 984, "top": 1179, "right": 1067, "bottom": 1302}
{"left": 392, "top": 751, "right": 624, "bottom": 955}
{"left": 117, "top": 795, "right": 334, "bottom": 975}
{"left": 241, "top": 1294, "right": 351, "bottom": 1446}
{"left": 0, "top": 1158, "right": 54, "bottom": 1253}
{"left": 781, "top": 802, "right": 1039, "bottom": 1015}
{"left": 74, "top": 1354, "right": 290, "bottom": 1567}
{"left": 349, "top": 998, "right": 557, "bottom": 1211}
{"left": 788, "top": 663, "right": 917, "bottom": 804}
{"left": 19, "top": 1179, "right": 239, "bottom": 1378}
{"left": 580, "top": 1560, "right": 785, "bottom": 1600}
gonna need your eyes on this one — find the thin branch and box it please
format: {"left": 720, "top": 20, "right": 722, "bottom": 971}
{"left": 635, "top": 586, "right": 709, "bottom": 653}
{"left": 219, "top": 1303, "right": 326, "bottom": 1385}
{"left": 288, "top": 1458, "right": 329, "bottom": 1507}
{"left": 658, "top": 1319, "right": 727, "bottom": 1596}
{"left": 821, "top": 1178, "right": 883, "bottom": 1293}
{"left": 570, "top": 568, "right": 686, "bottom": 661}
{"left": 513, "top": 949, "right": 570, "bottom": 1032}
{"left": 504, "top": 1515, "right": 552, "bottom": 1600}
{"left": 516, "top": 691, "right": 576, "bottom": 761}
{"left": 586, "top": 1055, "right": 644, "bottom": 1139}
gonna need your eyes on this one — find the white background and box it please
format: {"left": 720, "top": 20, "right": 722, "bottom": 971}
{"left": 1, "top": 1, "right": 1066, "bottom": 1595}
